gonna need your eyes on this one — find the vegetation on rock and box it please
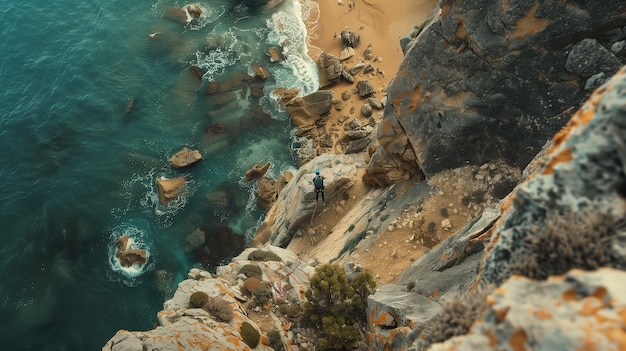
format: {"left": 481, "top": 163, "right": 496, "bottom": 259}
{"left": 303, "top": 264, "right": 376, "bottom": 350}
{"left": 267, "top": 329, "right": 285, "bottom": 351}
{"left": 507, "top": 211, "right": 617, "bottom": 280}
{"left": 240, "top": 321, "right": 260, "bottom": 348}
{"left": 205, "top": 297, "right": 234, "bottom": 322}
{"left": 248, "top": 249, "right": 282, "bottom": 262}
{"left": 238, "top": 264, "right": 263, "bottom": 279}
{"left": 189, "top": 291, "right": 209, "bottom": 308}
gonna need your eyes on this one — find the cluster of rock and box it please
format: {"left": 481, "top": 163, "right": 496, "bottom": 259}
{"left": 103, "top": 246, "right": 316, "bottom": 351}
{"left": 155, "top": 147, "right": 203, "bottom": 206}
{"left": 282, "top": 29, "right": 386, "bottom": 165}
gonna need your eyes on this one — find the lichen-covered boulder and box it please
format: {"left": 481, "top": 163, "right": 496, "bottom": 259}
{"left": 366, "top": 0, "right": 626, "bottom": 185}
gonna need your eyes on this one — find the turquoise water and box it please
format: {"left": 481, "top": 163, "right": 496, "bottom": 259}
{"left": 0, "top": 0, "right": 318, "bottom": 349}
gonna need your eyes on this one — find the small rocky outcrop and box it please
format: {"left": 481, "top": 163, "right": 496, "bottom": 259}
{"left": 267, "top": 46, "right": 283, "bottom": 62}
{"left": 366, "top": 0, "right": 626, "bottom": 186}
{"left": 115, "top": 235, "right": 147, "bottom": 268}
{"left": 285, "top": 90, "right": 334, "bottom": 132}
{"left": 257, "top": 172, "right": 292, "bottom": 210}
{"left": 340, "top": 29, "right": 360, "bottom": 48}
{"left": 156, "top": 176, "right": 186, "bottom": 205}
{"left": 169, "top": 147, "right": 202, "bottom": 168}
{"left": 317, "top": 53, "right": 343, "bottom": 88}
{"left": 104, "top": 246, "right": 315, "bottom": 351}
{"left": 245, "top": 162, "right": 271, "bottom": 181}
{"left": 253, "top": 154, "right": 363, "bottom": 247}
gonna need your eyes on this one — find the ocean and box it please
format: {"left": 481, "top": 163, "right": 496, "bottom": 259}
{"left": 0, "top": 0, "right": 319, "bottom": 349}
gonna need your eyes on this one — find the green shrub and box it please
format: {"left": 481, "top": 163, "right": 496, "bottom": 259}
{"left": 303, "top": 264, "right": 376, "bottom": 350}
{"left": 240, "top": 321, "right": 260, "bottom": 348}
{"left": 277, "top": 303, "right": 303, "bottom": 320}
{"left": 267, "top": 329, "right": 285, "bottom": 351}
{"left": 248, "top": 249, "right": 282, "bottom": 262}
{"left": 205, "top": 297, "right": 234, "bottom": 322}
{"left": 189, "top": 291, "right": 209, "bottom": 308}
{"left": 253, "top": 287, "right": 273, "bottom": 306}
{"left": 238, "top": 264, "right": 263, "bottom": 279}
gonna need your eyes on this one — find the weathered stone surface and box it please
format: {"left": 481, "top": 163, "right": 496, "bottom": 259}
{"left": 340, "top": 69, "right": 354, "bottom": 83}
{"left": 480, "top": 67, "right": 626, "bottom": 286}
{"left": 356, "top": 80, "right": 374, "bottom": 97}
{"left": 103, "top": 268, "right": 275, "bottom": 351}
{"left": 366, "top": 0, "right": 626, "bottom": 185}
{"left": 429, "top": 269, "right": 626, "bottom": 351}
{"left": 367, "top": 284, "right": 442, "bottom": 351}
{"left": 245, "top": 162, "right": 271, "bottom": 181}
{"left": 361, "top": 103, "right": 373, "bottom": 117}
{"left": 340, "top": 46, "right": 355, "bottom": 61}
{"left": 253, "top": 154, "right": 363, "bottom": 247}
{"left": 257, "top": 177, "right": 277, "bottom": 210}
{"left": 341, "top": 29, "right": 360, "bottom": 48}
{"left": 285, "top": 90, "right": 334, "bottom": 129}
{"left": 156, "top": 176, "right": 186, "bottom": 205}
{"left": 350, "top": 62, "right": 366, "bottom": 75}
{"left": 317, "top": 53, "right": 342, "bottom": 88}
{"left": 267, "top": 46, "right": 283, "bottom": 62}
{"left": 565, "top": 38, "right": 621, "bottom": 79}
{"left": 169, "top": 147, "right": 202, "bottom": 168}
{"left": 367, "top": 97, "right": 384, "bottom": 110}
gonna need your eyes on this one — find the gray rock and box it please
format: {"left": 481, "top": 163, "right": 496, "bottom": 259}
{"left": 365, "top": 0, "right": 626, "bottom": 184}
{"left": 356, "top": 80, "right": 374, "bottom": 97}
{"left": 340, "top": 29, "right": 360, "bottom": 48}
{"left": 363, "top": 44, "right": 373, "bottom": 60}
{"left": 340, "top": 69, "right": 354, "bottom": 84}
{"left": 361, "top": 103, "right": 373, "bottom": 117}
{"left": 367, "top": 97, "right": 384, "bottom": 110}
{"left": 345, "top": 138, "right": 371, "bottom": 154}
{"left": 340, "top": 46, "right": 355, "bottom": 61}
{"left": 367, "top": 284, "right": 442, "bottom": 351}
{"left": 430, "top": 269, "right": 626, "bottom": 351}
{"left": 363, "top": 64, "right": 375, "bottom": 73}
{"left": 350, "top": 62, "right": 366, "bottom": 75}
{"left": 565, "top": 38, "right": 621, "bottom": 78}
{"left": 316, "top": 53, "right": 342, "bottom": 88}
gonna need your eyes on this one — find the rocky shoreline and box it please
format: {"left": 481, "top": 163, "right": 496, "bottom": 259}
{"left": 104, "top": 0, "right": 626, "bottom": 350}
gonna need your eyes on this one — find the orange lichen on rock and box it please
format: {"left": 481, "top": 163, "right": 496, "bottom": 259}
{"left": 429, "top": 290, "right": 440, "bottom": 299}
{"left": 562, "top": 288, "right": 579, "bottom": 302}
{"left": 390, "top": 83, "right": 422, "bottom": 116}
{"left": 533, "top": 306, "right": 553, "bottom": 320}
{"left": 510, "top": 4, "right": 550, "bottom": 39}
{"left": 509, "top": 328, "right": 528, "bottom": 351}
{"left": 542, "top": 147, "right": 573, "bottom": 175}
{"left": 579, "top": 297, "right": 605, "bottom": 317}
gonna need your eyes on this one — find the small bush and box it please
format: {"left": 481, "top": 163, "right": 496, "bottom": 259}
{"left": 238, "top": 264, "right": 262, "bottom": 279}
{"left": 267, "top": 329, "right": 285, "bottom": 351}
{"left": 205, "top": 297, "right": 234, "bottom": 322}
{"left": 248, "top": 249, "right": 282, "bottom": 262}
{"left": 277, "top": 303, "right": 303, "bottom": 319}
{"left": 422, "top": 286, "right": 492, "bottom": 347}
{"left": 241, "top": 277, "right": 264, "bottom": 296}
{"left": 253, "top": 287, "right": 273, "bottom": 306}
{"left": 240, "top": 321, "right": 260, "bottom": 348}
{"left": 303, "top": 264, "right": 376, "bottom": 350}
{"left": 189, "top": 291, "right": 209, "bottom": 308}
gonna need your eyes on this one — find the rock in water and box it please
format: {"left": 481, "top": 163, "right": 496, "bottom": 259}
{"left": 245, "top": 162, "right": 271, "bottom": 181}
{"left": 156, "top": 177, "right": 186, "bottom": 205}
{"left": 169, "top": 147, "right": 202, "bottom": 168}
{"left": 115, "top": 235, "right": 147, "bottom": 268}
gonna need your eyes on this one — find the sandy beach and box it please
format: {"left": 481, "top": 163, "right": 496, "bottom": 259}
{"left": 305, "top": 0, "right": 438, "bottom": 139}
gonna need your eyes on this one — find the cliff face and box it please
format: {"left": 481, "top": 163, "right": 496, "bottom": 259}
{"left": 365, "top": 0, "right": 626, "bottom": 185}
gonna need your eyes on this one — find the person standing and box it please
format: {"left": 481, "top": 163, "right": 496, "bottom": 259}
{"left": 313, "top": 169, "right": 325, "bottom": 204}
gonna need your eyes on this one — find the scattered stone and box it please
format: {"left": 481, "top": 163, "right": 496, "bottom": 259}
{"left": 363, "top": 44, "right": 373, "bottom": 60}
{"left": 361, "top": 103, "right": 373, "bottom": 117}
{"left": 316, "top": 53, "right": 343, "bottom": 88}
{"left": 357, "top": 80, "right": 375, "bottom": 97}
{"left": 363, "top": 64, "right": 375, "bottom": 73}
{"left": 245, "top": 162, "right": 271, "bottom": 181}
{"left": 350, "top": 62, "right": 366, "bottom": 75}
{"left": 169, "top": 147, "right": 202, "bottom": 168}
{"left": 441, "top": 218, "right": 452, "bottom": 231}
{"left": 340, "top": 69, "right": 354, "bottom": 83}
{"left": 340, "top": 29, "right": 360, "bottom": 48}
{"left": 341, "top": 90, "right": 352, "bottom": 100}
{"left": 156, "top": 176, "right": 186, "bottom": 205}
{"left": 367, "top": 97, "right": 384, "bottom": 110}
{"left": 340, "top": 47, "right": 355, "bottom": 61}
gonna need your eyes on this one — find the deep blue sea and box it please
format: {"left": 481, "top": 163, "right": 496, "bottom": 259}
{"left": 0, "top": 0, "right": 318, "bottom": 349}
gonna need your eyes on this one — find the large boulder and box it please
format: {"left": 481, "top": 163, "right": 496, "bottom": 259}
{"left": 430, "top": 269, "right": 626, "bottom": 350}
{"left": 285, "top": 90, "right": 334, "bottom": 129}
{"left": 156, "top": 176, "right": 186, "bottom": 205}
{"left": 245, "top": 162, "right": 271, "bottom": 181}
{"left": 317, "top": 53, "right": 343, "bottom": 88}
{"left": 480, "top": 66, "right": 626, "bottom": 286}
{"left": 169, "top": 147, "right": 202, "bottom": 168}
{"left": 365, "top": 0, "right": 626, "bottom": 186}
